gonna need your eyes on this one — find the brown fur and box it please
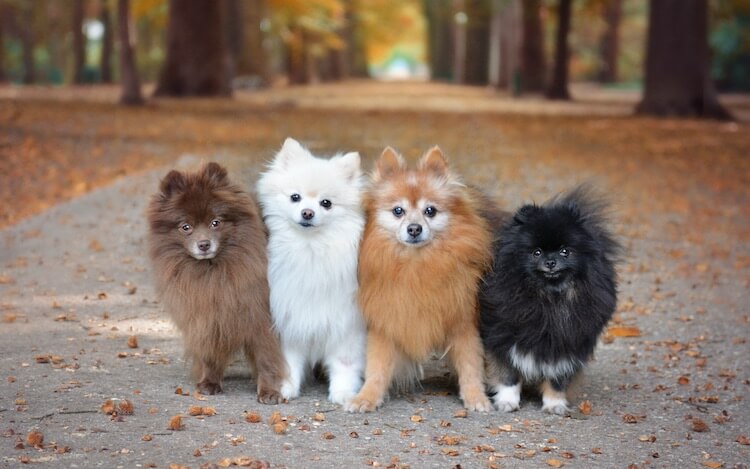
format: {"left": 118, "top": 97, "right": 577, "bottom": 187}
{"left": 147, "top": 162, "right": 285, "bottom": 402}
{"left": 348, "top": 147, "right": 494, "bottom": 412}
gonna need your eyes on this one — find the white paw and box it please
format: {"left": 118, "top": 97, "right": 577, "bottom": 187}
{"left": 492, "top": 383, "right": 521, "bottom": 412}
{"left": 542, "top": 396, "right": 570, "bottom": 415}
{"left": 280, "top": 380, "right": 300, "bottom": 400}
{"left": 328, "top": 388, "right": 357, "bottom": 406}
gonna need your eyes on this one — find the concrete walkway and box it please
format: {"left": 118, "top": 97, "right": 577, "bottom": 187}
{"left": 1, "top": 148, "right": 748, "bottom": 468}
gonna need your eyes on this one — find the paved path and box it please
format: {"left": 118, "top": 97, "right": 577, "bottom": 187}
{"left": 1, "top": 145, "right": 748, "bottom": 468}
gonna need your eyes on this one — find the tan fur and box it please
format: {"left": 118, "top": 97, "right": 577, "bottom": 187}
{"left": 148, "top": 163, "right": 285, "bottom": 402}
{"left": 349, "top": 148, "right": 493, "bottom": 412}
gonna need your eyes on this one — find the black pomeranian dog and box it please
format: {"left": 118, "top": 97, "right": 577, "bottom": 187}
{"left": 480, "top": 185, "right": 620, "bottom": 415}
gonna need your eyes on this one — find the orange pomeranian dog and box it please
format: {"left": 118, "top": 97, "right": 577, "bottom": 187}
{"left": 346, "top": 146, "right": 494, "bottom": 412}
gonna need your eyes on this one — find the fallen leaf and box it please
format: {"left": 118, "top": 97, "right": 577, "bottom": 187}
{"left": 26, "top": 431, "right": 43, "bottom": 447}
{"left": 268, "top": 412, "right": 283, "bottom": 425}
{"left": 101, "top": 400, "right": 116, "bottom": 415}
{"left": 272, "top": 422, "right": 288, "bottom": 434}
{"left": 453, "top": 409, "right": 468, "bottom": 418}
{"left": 313, "top": 412, "right": 326, "bottom": 422}
{"left": 168, "top": 415, "right": 184, "bottom": 431}
{"left": 245, "top": 412, "right": 262, "bottom": 423}
{"left": 410, "top": 414, "right": 423, "bottom": 423}
{"left": 737, "top": 435, "right": 750, "bottom": 445}
{"left": 441, "top": 448, "right": 460, "bottom": 457}
{"left": 638, "top": 434, "right": 657, "bottom": 442}
{"left": 678, "top": 376, "right": 691, "bottom": 385}
{"left": 691, "top": 418, "right": 710, "bottom": 432}
{"left": 201, "top": 407, "right": 216, "bottom": 416}
{"left": 118, "top": 400, "right": 134, "bottom": 415}
{"left": 438, "top": 435, "right": 461, "bottom": 445}
{"left": 579, "top": 400, "right": 592, "bottom": 415}
{"left": 188, "top": 406, "right": 202, "bottom": 416}
{"left": 127, "top": 336, "right": 138, "bottom": 349}
{"left": 349, "top": 431, "right": 359, "bottom": 438}
{"left": 607, "top": 326, "right": 642, "bottom": 338}
{"left": 89, "top": 239, "right": 104, "bottom": 252}
{"left": 702, "top": 461, "right": 724, "bottom": 468}
{"left": 622, "top": 414, "right": 645, "bottom": 424}
{"left": 547, "top": 459, "right": 564, "bottom": 468}
{"left": 322, "top": 432, "right": 335, "bottom": 440}
{"left": 142, "top": 434, "right": 153, "bottom": 441}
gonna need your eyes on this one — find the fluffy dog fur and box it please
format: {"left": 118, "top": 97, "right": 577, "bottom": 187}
{"left": 346, "top": 147, "right": 494, "bottom": 412}
{"left": 148, "top": 162, "right": 285, "bottom": 402}
{"left": 479, "top": 185, "right": 620, "bottom": 414}
{"left": 256, "top": 138, "right": 366, "bottom": 405}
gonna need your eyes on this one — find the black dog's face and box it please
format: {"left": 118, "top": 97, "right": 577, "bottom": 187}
{"left": 511, "top": 205, "right": 592, "bottom": 293}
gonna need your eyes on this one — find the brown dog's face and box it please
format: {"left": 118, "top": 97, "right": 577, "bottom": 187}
{"left": 370, "top": 147, "right": 458, "bottom": 248}
{"left": 176, "top": 217, "right": 222, "bottom": 260}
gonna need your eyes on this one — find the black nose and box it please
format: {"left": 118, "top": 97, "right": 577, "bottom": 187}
{"left": 545, "top": 259, "right": 556, "bottom": 269}
{"left": 407, "top": 223, "right": 422, "bottom": 238}
{"left": 301, "top": 209, "right": 315, "bottom": 220}
{"left": 198, "top": 240, "right": 211, "bottom": 252}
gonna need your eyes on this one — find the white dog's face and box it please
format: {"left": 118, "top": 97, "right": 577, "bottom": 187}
{"left": 257, "top": 138, "right": 363, "bottom": 232}
{"left": 376, "top": 196, "right": 450, "bottom": 246}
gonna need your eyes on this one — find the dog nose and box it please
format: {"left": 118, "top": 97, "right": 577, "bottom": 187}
{"left": 198, "top": 240, "right": 211, "bottom": 252}
{"left": 301, "top": 209, "right": 315, "bottom": 220}
{"left": 545, "top": 259, "right": 556, "bottom": 269}
{"left": 407, "top": 223, "right": 422, "bottom": 238}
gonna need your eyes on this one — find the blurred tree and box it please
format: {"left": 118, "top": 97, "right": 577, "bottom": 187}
{"left": 488, "top": 0, "right": 521, "bottom": 89}
{"left": 546, "top": 0, "right": 572, "bottom": 100}
{"left": 229, "top": 0, "right": 270, "bottom": 85}
{"left": 598, "top": 0, "right": 622, "bottom": 83}
{"left": 154, "top": 0, "right": 230, "bottom": 96}
{"left": 521, "top": 0, "right": 546, "bottom": 92}
{"left": 344, "top": 0, "right": 367, "bottom": 77}
{"left": 424, "top": 0, "right": 453, "bottom": 80}
{"left": 118, "top": 0, "right": 144, "bottom": 104}
{"left": 19, "top": 2, "right": 35, "bottom": 83}
{"left": 637, "top": 0, "right": 731, "bottom": 119}
{"left": 464, "top": 0, "right": 490, "bottom": 85}
{"left": 72, "top": 0, "right": 85, "bottom": 84}
{"left": 101, "top": 0, "right": 114, "bottom": 83}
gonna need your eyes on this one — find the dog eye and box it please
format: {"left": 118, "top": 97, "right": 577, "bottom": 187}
{"left": 290, "top": 193, "right": 301, "bottom": 202}
{"left": 320, "top": 199, "right": 332, "bottom": 209}
{"left": 392, "top": 206, "right": 404, "bottom": 217}
{"left": 210, "top": 219, "right": 221, "bottom": 228}
{"left": 532, "top": 248, "right": 542, "bottom": 257}
{"left": 424, "top": 206, "right": 437, "bottom": 217}
{"left": 559, "top": 248, "right": 569, "bottom": 257}
{"left": 180, "top": 223, "right": 193, "bottom": 234}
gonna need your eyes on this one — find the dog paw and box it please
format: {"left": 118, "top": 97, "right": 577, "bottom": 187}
{"left": 542, "top": 400, "right": 570, "bottom": 416}
{"left": 280, "top": 381, "right": 299, "bottom": 400}
{"left": 463, "top": 393, "right": 492, "bottom": 412}
{"left": 328, "top": 389, "right": 357, "bottom": 406}
{"left": 344, "top": 396, "right": 381, "bottom": 413}
{"left": 257, "top": 387, "right": 283, "bottom": 405}
{"left": 197, "top": 380, "right": 222, "bottom": 395}
{"left": 493, "top": 398, "right": 520, "bottom": 413}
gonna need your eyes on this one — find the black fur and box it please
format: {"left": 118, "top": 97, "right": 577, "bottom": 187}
{"left": 480, "top": 185, "right": 620, "bottom": 394}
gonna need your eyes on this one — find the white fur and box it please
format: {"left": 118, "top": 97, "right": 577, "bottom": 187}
{"left": 509, "top": 345, "right": 581, "bottom": 381}
{"left": 542, "top": 394, "right": 570, "bottom": 415}
{"left": 256, "top": 138, "right": 366, "bottom": 405}
{"left": 492, "top": 383, "right": 521, "bottom": 412}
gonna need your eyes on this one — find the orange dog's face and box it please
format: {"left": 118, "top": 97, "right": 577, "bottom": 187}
{"left": 369, "top": 147, "right": 462, "bottom": 248}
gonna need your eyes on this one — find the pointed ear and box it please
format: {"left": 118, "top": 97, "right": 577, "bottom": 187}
{"left": 418, "top": 146, "right": 449, "bottom": 177}
{"left": 375, "top": 147, "right": 405, "bottom": 180}
{"left": 273, "top": 137, "right": 309, "bottom": 168}
{"left": 337, "top": 151, "right": 361, "bottom": 181}
{"left": 159, "top": 170, "right": 186, "bottom": 198}
{"left": 202, "top": 162, "right": 229, "bottom": 186}
{"left": 513, "top": 204, "right": 539, "bottom": 225}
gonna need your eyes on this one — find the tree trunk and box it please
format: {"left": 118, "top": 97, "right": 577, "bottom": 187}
{"left": 344, "top": 0, "right": 367, "bottom": 78}
{"left": 100, "top": 1, "right": 114, "bottom": 83}
{"left": 598, "top": 0, "right": 621, "bottom": 83}
{"left": 521, "top": 0, "right": 546, "bottom": 92}
{"left": 464, "top": 0, "right": 490, "bottom": 85}
{"left": 452, "top": 0, "right": 466, "bottom": 83}
{"left": 72, "top": 0, "right": 85, "bottom": 84}
{"left": 424, "top": 0, "right": 453, "bottom": 81}
{"left": 154, "top": 0, "right": 231, "bottom": 97}
{"left": 118, "top": 0, "right": 143, "bottom": 105}
{"left": 0, "top": 9, "right": 5, "bottom": 83}
{"left": 233, "top": 0, "right": 270, "bottom": 84}
{"left": 285, "top": 26, "right": 308, "bottom": 84}
{"left": 636, "top": 0, "right": 731, "bottom": 119}
{"left": 21, "top": 4, "right": 36, "bottom": 84}
{"left": 546, "top": 0, "right": 572, "bottom": 100}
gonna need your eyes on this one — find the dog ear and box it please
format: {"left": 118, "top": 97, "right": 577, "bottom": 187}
{"left": 375, "top": 147, "right": 406, "bottom": 180}
{"left": 337, "top": 151, "right": 361, "bottom": 181}
{"left": 273, "top": 137, "right": 309, "bottom": 169}
{"left": 202, "top": 162, "right": 229, "bottom": 187}
{"left": 159, "top": 170, "right": 186, "bottom": 198}
{"left": 418, "top": 146, "right": 449, "bottom": 177}
{"left": 513, "top": 204, "right": 539, "bottom": 225}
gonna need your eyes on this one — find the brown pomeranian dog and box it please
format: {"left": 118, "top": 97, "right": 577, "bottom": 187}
{"left": 148, "top": 162, "right": 285, "bottom": 403}
{"left": 346, "top": 147, "right": 494, "bottom": 412}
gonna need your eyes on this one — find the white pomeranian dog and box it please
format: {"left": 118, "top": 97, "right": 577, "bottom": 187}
{"left": 256, "top": 137, "right": 366, "bottom": 405}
